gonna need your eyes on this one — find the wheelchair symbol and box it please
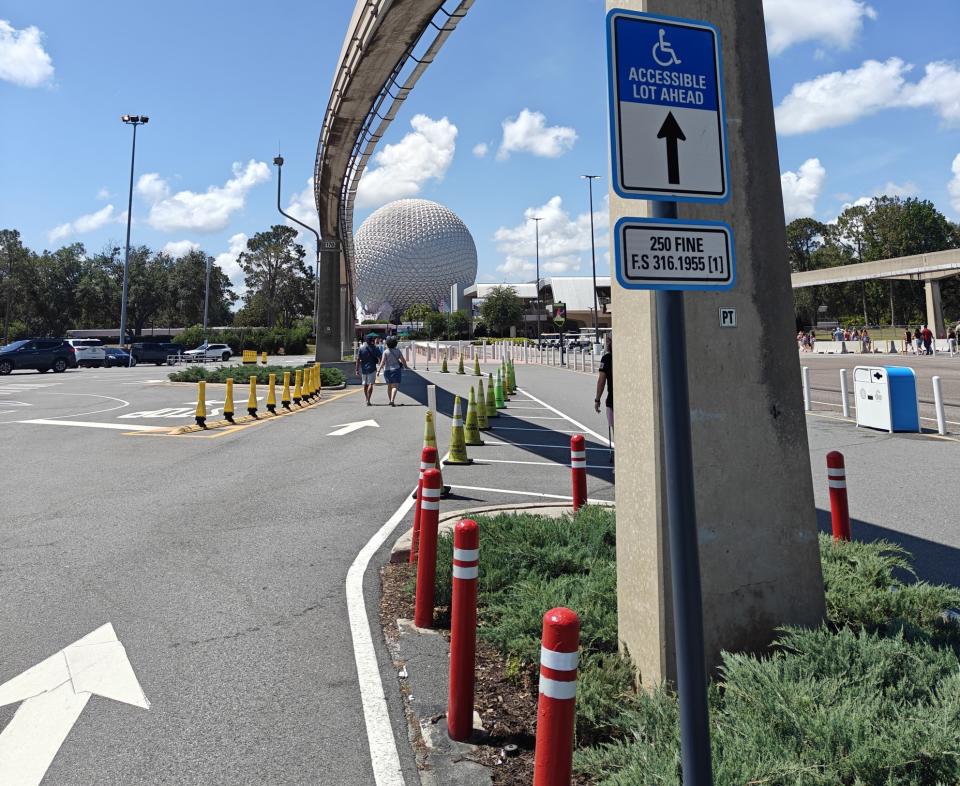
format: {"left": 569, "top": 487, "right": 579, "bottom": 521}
{"left": 652, "top": 28, "right": 681, "bottom": 67}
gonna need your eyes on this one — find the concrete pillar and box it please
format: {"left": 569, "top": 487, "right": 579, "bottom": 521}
{"left": 608, "top": 0, "right": 825, "bottom": 686}
{"left": 315, "top": 247, "right": 343, "bottom": 362}
{"left": 924, "top": 279, "right": 945, "bottom": 337}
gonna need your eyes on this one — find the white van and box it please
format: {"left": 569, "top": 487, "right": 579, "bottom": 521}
{"left": 65, "top": 339, "right": 106, "bottom": 368}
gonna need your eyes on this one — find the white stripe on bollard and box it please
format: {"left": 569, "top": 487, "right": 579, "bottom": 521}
{"left": 540, "top": 646, "right": 579, "bottom": 671}
{"left": 827, "top": 479, "right": 847, "bottom": 489}
{"left": 453, "top": 548, "right": 479, "bottom": 561}
{"left": 452, "top": 565, "right": 478, "bottom": 580}
{"left": 538, "top": 676, "right": 577, "bottom": 700}
{"left": 827, "top": 467, "right": 846, "bottom": 478}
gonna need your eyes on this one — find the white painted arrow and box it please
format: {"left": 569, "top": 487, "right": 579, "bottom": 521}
{"left": 0, "top": 623, "right": 149, "bottom": 786}
{"left": 327, "top": 419, "right": 379, "bottom": 436}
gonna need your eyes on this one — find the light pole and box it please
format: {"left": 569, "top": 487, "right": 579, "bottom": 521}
{"left": 582, "top": 175, "right": 601, "bottom": 338}
{"left": 119, "top": 114, "right": 148, "bottom": 354}
{"left": 531, "top": 216, "right": 542, "bottom": 344}
{"left": 273, "top": 155, "right": 320, "bottom": 348}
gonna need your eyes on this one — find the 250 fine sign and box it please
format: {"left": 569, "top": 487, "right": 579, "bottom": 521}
{"left": 614, "top": 217, "right": 735, "bottom": 291}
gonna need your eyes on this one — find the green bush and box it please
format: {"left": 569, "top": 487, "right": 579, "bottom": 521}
{"left": 168, "top": 364, "right": 345, "bottom": 387}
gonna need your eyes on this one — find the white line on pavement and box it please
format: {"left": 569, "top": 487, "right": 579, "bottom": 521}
{"left": 449, "top": 484, "right": 611, "bottom": 505}
{"left": 490, "top": 426, "right": 578, "bottom": 433}
{"left": 476, "top": 458, "right": 612, "bottom": 469}
{"left": 346, "top": 491, "right": 417, "bottom": 786}
{"left": 15, "top": 419, "right": 166, "bottom": 432}
{"left": 484, "top": 440, "right": 611, "bottom": 451}
{"left": 515, "top": 388, "right": 613, "bottom": 447}
{"left": 500, "top": 415, "right": 566, "bottom": 420}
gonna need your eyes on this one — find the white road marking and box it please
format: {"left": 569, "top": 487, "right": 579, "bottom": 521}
{"left": 41, "top": 393, "right": 130, "bottom": 419}
{"left": 449, "top": 484, "right": 611, "bottom": 505}
{"left": 499, "top": 415, "right": 566, "bottom": 420}
{"left": 484, "top": 440, "right": 609, "bottom": 451}
{"left": 347, "top": 490, "right": 417, "bottom": 786}
{"left": 810, "top": 400, "right": 960, "bottom": 427}
{"left": 16, "top": 419, "right": 166, "bottom": 432}
{"left": 476, "top": 458, "right": 612, "bottom": 469}
{"left": 0, "top": 623, "right": 148, "bottom": 786}
{"left": 490, "top": 426, "right": 579, "bottom": 433}
{"left": 328, "top": 419, "right": 379, "bottom": 436}
{"left": 515, "top": 388, "right": 613, "bottom": 447}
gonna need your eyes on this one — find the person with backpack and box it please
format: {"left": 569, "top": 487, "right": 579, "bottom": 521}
{"left": 377, "top": 336, "right": 408, "bottom": 406}
{"left": 355, "top": 333, "right": 382, "bottom": 406}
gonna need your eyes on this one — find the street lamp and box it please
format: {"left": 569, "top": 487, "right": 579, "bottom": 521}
{"left": 273, "top": 155, "right": 320, "bottom": 348}
{"left": 202, "top": 254, "right": 212, "bottom": 337}
{"left": 119, "top": 114, "right": 148, "bottom": 357}
{"left": 531, "top": 216, "right": 542, "bottom": 344}
{"left": 582, "top": 175, "right": 601, "bottom": 338}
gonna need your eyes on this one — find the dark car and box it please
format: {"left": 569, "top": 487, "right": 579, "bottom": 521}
{"left": 0, "top": 338, "right": 78, "bottom": 375}
{"left": 104, "top": 347, "right": 137, "bottom": 367}
{"left": 131, "top": 342, "right": 184, "bottom": 365}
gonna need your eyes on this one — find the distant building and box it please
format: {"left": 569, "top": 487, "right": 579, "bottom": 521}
{"left": 463, "top": 277, "right": 611, "bottom": 336}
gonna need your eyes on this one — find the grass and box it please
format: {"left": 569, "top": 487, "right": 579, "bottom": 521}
{"left": 426, "top": 507, "right": 960, "bottom": 784}
{"left": 168, "top": 364, "right": 345, "bottom": 387}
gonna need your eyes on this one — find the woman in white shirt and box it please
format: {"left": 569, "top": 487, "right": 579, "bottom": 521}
{"left": 378, "top": 336, "right": 408, "bottom": 406}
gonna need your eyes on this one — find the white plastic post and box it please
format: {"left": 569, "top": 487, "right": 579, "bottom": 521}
{"left": 933, "top": 375, "right": 947, "bottom": 435}
{"left": 839, "top": 369, "right": 849, "bottom": 419}
{"left": 802, "top": 366, "right": 811, "bottom": 412}
{"left": 590, "top": 345, "right": 595, "bottom": 373}
{"left": 428, "top": 384, "right": 437, "bottom": 425}
{"left": 483, "top": 340, "right": 487, "bottom": 362}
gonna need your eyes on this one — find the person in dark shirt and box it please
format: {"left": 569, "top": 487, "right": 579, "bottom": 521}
{"left": 354, "top": 333, "right": 383, "bottom": 406}
{"left": 594, "top": 336, "right": 613, "bottom": 429}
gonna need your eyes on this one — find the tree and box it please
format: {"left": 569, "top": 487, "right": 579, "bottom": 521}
{"left": 479, "top": 285, "right": 524, "bottom": 337}
{"left": 0, "top": 229, "right": 29, "bottom": 344}
{"left": 238, "top": 225, "right": 310, "bottom": 328}
{"left": 164, "top": 249, "right": 236, "bottom": 328}
{"left": 424, "top": 310, "right": 447, "bottom": 339}
{"left": 446, "top": 310, "right": 470, "bottom": 339}
{"left": 786, "top": 218, "right": 828, "bottom": 328}
{"left": 402, "top": 303, "right": 434, "bottom": 325}
{"left": 21, "top": 244, "right": 86, "bottom": 336}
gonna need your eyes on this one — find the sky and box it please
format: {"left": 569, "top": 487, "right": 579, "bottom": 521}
{"left": 1, "top": 0, "right": 958, "bottom": 296}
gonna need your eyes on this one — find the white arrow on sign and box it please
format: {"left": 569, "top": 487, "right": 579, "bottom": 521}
{"left": 327, "top": 419, "right": 379, "bottom": 436}
{"left": 0, "top": 623, "right": 149, "bottom": 786}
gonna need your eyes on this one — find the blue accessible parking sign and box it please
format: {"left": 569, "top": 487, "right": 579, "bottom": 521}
{"left": 607, "top": 10, "right": 728, "bottom": 202}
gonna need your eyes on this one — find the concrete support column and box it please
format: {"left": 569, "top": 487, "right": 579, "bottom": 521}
{"left": 924, "top": 279, "right": 945, "bottom": 337}
{"left": 608, "top": 0, "right": 824, "bottom": 685}
{"left": 315, "top": 247, "right": 343, "bottom": 362}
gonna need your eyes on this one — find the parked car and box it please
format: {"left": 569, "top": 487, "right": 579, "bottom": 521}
{"left": 0, "top": 338, "right": 78, "bottom": 375}
{"left": 182, "top": 343, "right": 232, "bottom": 362}
{"left": 131, "top": 342, "right": 184, "bottom": 365}
{"left": 64, "top": 338, "right": 106, "bottom": 368}
{"left": 104, "top": 347, "right": 137, "bottom": 367}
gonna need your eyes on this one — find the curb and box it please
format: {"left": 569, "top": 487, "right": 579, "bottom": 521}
{"left": 389, "top": 500, "right": 614, "bottom": 563}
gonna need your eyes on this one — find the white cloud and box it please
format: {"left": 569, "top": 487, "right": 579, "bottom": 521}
{"left": 48, "top": 204, "right": 121, "bottom": 243}
{"left": 497, "top": 109, "right": 577, "bottom": 161}
{"left": 162, "top": 240, "right": 200, "bottom": 258}
{"left": 948, "top": 154, "right": 960, "bottom": 216}
{"left": 781, "top": 158, "right": 826, "bottom": 221}
{"left": 96, "top": 187, "right": 111, "bottom": 200}
{"left": 493, "top": 195, "right": 608, "bottom": 278}
{"left": 472, "top": 142, "right": 489, "bottom": 158}
{"left": 763, "top": 0, "right": 876, "bottom": 56}
{"left": 880, "top": 181, "right": 919, "bottom": 198}
{"left": 0, "top": 19, "right": 54, "bottom": 87}
{"left": 356, "top": 115, "right": 457, "bottom": 208}
{"left": 215, "top": 233, "right": 248, "bottom": 293}
{"left": 141, "top": 160, "right": 270, "bottom": 233}
{"left": 136, "top": 172, "right": 170, "bottom": 203}
{"left": 776, "top": 58, "right": 960, "bottom": 135}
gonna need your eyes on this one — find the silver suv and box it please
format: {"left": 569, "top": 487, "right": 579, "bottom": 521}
{"left": 65, "top": 339, "right": 106, "bottom": 368}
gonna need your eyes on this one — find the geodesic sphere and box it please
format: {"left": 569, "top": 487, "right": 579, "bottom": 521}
{"left": 353, "top": 199, "right": 478, "bottom": 319}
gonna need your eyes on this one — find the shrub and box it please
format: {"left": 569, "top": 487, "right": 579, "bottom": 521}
{"left": 168, "top": 364, "right": 345, "bottom": 387}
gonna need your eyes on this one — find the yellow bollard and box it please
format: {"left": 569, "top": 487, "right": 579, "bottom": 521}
{"left": 464, "top": 387, "right": 484, "bottom": 446}
{"left": 293, "top": 368, "right": 303, "bottom": 406}
{"left": 247, "top": 375, "right": 258, "bottom": 417}
{"left": 486, "top": 373, "right": 498, "bottom": 418}
{"left": 473, "top": 355, "right": 481, "bottom": 377}
{"left": 457, "top": 354, "right": 465, "bottom": 375}
{"left": 423, "top": 410, "right": 442, "bottom": 475}
{"left": 267, "top": 373, "right": 277, "bottom": 414}
{"left": 304, "top": 366, "right": 314, "bottom": 400}
{"left": 223, "top": 378, "right": 235, "bottom": 423}
{"left": 195, "top": 380, "right": 207, "bottom": 428}
{"left": 261, "top": 351, "right": 267, "bottom": 365}
{"left": 281, "top": 371, "right": 291, "bottom": 410}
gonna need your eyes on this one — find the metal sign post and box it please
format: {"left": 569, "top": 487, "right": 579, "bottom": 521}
{"left": 606, "top": 7, "right": 732, "bottom": 784}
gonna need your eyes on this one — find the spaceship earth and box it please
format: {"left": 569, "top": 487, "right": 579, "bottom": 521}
{"left": 353, "top": 199, "right": 478, "bottom": 319}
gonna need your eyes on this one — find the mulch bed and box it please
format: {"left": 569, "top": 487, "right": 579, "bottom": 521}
{"left": 380, "top": 562, "right": 593, "bottom": 786}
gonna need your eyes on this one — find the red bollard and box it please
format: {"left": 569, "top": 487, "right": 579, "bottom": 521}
{"left": 570, "top": 434, "right": 587, "bottom": 512}
{"left": 414, "top": 468, "right": 442, "bottom": 628}
{"left": 410, "top": 445, "right": 439, "bottom": 564}
{"left": 533, "top": 607, "right": 579, "bottom": 786}
{"left": 447, "top": 518, "right": 479, "bottom": 741}
{"left": 827, "top": 451, "right": 851, "bottom": 541}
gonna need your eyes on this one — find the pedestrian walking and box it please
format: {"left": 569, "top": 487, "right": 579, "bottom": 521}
{"left": 595, "top": 335, "right": 613, "bottom": 433}
{"left": 378, "top": 336, "right": 408, "bottom": 406}
{"left": 904, "top": 328, "right": 913, "bottom": 355}
{"left": 861, "top": 328, "right": 871, "bottom": 353}
{"left": 922, "top": 325, "right": 933, "bottom": 355}
{"left": 948, "top": 327, "right": 957, "bottom": 355}
{"left": 355, "top": 332, "right": 383, "bottom": 406}
{"left": 914, "top": 327, "right": 925, "bottom": 356}
{"left": 810, "top": 329, "right": 817, "bottom": 352}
